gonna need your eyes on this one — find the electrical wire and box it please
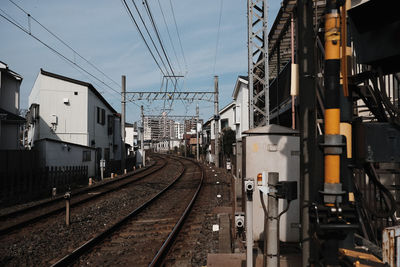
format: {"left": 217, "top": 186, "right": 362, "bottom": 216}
{"left": 143, "top": 0, "right": 176, "bottom": 80}
{"left": 8, "top": 0, "right": 121, "bottom": 89}
{"left": 120, "top": 0, "right": 167, "bottom": 77}
{"left": 169, "top": 0, "right": 188, "bottom": 72}
{"left": 157, "top": 0, "right": 182, "bottom": 74}
{"left": 213, "top": 0, "right": 224, "bottom": 75}
{"left": 0, "top": 8, "right": 121, "bottom": 97}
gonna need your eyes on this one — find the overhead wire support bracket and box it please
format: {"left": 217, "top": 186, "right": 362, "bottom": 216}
{"left": 125, "top": 91, "right": 215, "bottom": 102}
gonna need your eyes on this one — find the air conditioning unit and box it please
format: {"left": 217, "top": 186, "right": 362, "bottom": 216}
{"left": 51, "top": 114, "right": 58, "bottom": 125}
{"left": 63, "top": 98, "right": 70, "bottom": 104}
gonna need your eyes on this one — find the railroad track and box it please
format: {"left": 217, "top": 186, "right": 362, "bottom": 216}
{"left": 50, "top": 156, "right": 203, "bottom": 267}
{"left": 0, "top": 156, "right": 167, "bottom": 236}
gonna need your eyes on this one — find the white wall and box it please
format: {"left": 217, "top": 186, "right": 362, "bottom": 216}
{"left": 35, "top": 139, "right": 96, "bottom": 178}
{"left": 210, "top": 103, "right": 235, "bottom": 140}
{"left": 29, "top": 72, "right": 121, "bottom": 161}
{"left": 125, "top": 126, "right": 137, "bottom": 152}
{"left": 234, "top": 80, "right": 249, "bottom": 140}
{"left": 29, "top": 73, "right": 89, "bottom": 146}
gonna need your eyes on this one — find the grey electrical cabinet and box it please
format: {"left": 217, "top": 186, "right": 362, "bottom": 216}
{"left": 242, "top": 124, "right": 300, "bottom": 242}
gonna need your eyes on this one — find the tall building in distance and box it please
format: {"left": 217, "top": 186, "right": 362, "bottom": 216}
{"left": 174, "top": 121, "right": 184, "bottom": 139}
{"left": 184, "top": 118, "right": 204, "bottom": 134}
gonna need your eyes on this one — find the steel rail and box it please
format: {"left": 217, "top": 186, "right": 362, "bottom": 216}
{"left": 149, "top": 157, "right": 204, "bottom": 266}
{"left": 50, "top": 156, "right": 189, "bottom": 267}
{"left": 0, "top": 157, "right": 166, "bottom": 236}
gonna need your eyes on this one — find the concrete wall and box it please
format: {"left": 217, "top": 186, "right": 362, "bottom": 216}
{"left": 35, "top": 139, "right": 95, "bottom": 177}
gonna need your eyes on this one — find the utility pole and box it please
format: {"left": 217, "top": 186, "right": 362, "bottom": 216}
{"left": 297, "top": 0, "right": 317, "bottom": 264}
{"left": 121, "top": 75, "right": 126, "bottom": 172}
{"left": 141, "top": 105, "right": 145, "bottom": 167}
{"left": 196, "top": 104, "right": 199, "bottom": 161}
{"left": 214, "top": 76, "right": 220, "bottom": 168}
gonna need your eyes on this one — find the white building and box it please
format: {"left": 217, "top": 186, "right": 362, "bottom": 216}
{"left": 203, "top": 102, "right": 235, "bottom": 164}
{"left": 125, "top": 122, "right": 138, "bottom": 155}
{"left": 174, "top": 121, "right": 184, "bottom": 139}
{"left": 210, "top": 102, "right": 235, "bottom": 140}
{"left": 232, "top": 76, "right": 249, "bottom": 180}
{"left": 0, "top": 61, "right": 25, "bottom": 150}
{"left": 27, "top": 69, "right": 122, "bottom": 177}
{"left": 232, "top": 76, "right": 249, "bottom": 141}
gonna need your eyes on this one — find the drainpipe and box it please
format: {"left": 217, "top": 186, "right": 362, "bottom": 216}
{"left": 322, "top": 0, "right": 344, "bottom": 205}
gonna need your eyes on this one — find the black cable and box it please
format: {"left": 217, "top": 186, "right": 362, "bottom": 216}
{"left": 143, "top": 0, "right": 176, "bottom": 80}
{"left": 213, "top": 0, "right": 223, "bottom": 75}
{"left": 364, "top": 163, "right": 397, "bottom": 219}
{"left": 120, "top": 0, "right": 167, "bottom": 77}
{"left": 260, "top": 191, "right": 268, "bottom": 267}
{"left": 0, "top": 10, "right": 121, "bottom": 96}
{"left": 8, "top": 0, "right": 121, "bottom": 89}
{"left": 169, "top": 0, "right": 187, "bottom": 71}
{"left": 156, "top": 0, "right": 182, "bottom": 74}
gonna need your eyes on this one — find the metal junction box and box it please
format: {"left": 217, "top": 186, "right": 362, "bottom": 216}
{"left": 354, "top": 122, "right": 400, "bottom": 164}
{"left": 242, "top": 124, "right": 300, "bottom": 242}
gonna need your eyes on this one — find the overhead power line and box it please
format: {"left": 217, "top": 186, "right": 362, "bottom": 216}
{"left": 157, "top": 0, "right": 182, "bottom": 74}
{"left": 143, "top": 0, "right": 177, "bottom": 80}
{"left": 121, "top": 0, "right": 168, "bottom": 77}
{"left": 213, "top": 0, "right": 224, "bottom": 75}
{"left": 169, "top": 0, "right": 188, "bottom": 72}
{"left": 8, "top": 0, "right": 121, "bottom": 89}
{"left": 0, "top": 8, "right": 121, "bottom": 97}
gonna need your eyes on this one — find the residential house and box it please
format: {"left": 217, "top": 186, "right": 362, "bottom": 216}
{"left": 0, "top": 61, "right": 25, "bottom": 149}
{"left": 204, "top": 101, "right": 235, "bottom": 164}
{"left": 232, "top": 75, "right": 249, "bottom": 178}
{"left": 27, "top": 69, "right": 122, "bottom": 178}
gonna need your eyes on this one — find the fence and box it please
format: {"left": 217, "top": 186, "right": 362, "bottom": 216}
{"left": 0, "top": 150, "right": 88, "bottom": 207}
{"left": 104, "top": 156, "right": 136, "bottom": 178}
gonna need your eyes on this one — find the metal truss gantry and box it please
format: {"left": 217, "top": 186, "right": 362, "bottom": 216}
{"left": 248, "top": 0, "right": 269, "bottom": 128}
{"left": 125, "top": 91, "right": 215, "bottom": 103}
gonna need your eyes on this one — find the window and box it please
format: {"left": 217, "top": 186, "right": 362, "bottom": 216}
{"left": 107, "top": 115, "right": 114, "bottom": 135}
{"left": 235, "top": 105, "right": 241, "bottom": 124}
{"left": 74, "top": 91, "right": 78, "bottom": 95}
{"left": 82, "top": 151, "right": 91, "bottom": 162}
{"left": 97, "top": 107, "right": 105, "bottom": 125}
{"left": 221, "top": 118, "right": 229, "bottom": 130}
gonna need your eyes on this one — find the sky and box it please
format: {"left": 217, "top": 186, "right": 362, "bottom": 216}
{"left": 0, "top": 0, "right": 279, "bottom": 125}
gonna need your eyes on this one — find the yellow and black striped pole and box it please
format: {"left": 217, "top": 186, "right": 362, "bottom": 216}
{"left": 323, "top": 0, "right": 344, "bottom": 205}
